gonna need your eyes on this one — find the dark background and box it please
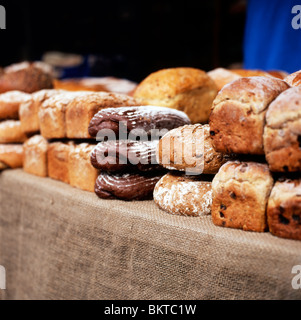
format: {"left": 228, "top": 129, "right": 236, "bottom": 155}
{"left": 0, "top": 0, "right": 246, "bottom": 82}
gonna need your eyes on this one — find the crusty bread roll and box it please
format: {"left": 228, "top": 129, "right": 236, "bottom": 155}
{"left": 19, "top": 89, "right": 64, "bottom": 134}
{"left": 267, "top": 178, "right": 301, "bottom": 241}
{"left": 0, "top": 120, "right": 27, "bottom": 143}
{"left": 23, "top": 135, "right": 48, "bottom": 177}
{"left": 47, "top": 142, "right": 75, "bottom": 184}
{"left": 207, "top": 68, "right": 241, "bottom": 92}
{"left": 66, "top": 92, "right": 141, "bottom": 139}
{"left": 0, "top": 61, "right": 54, "bottom": 94}
{"left": 154, "top": 172, "right": 212, "bottom": 217}
{"left": 156, "top": 124, "right": 229, "bottom": 174}
{"left": 69, "top": 143, "right": 99, "bottom": 192}
{"left": 133, "top": 67, "right": 218, "bottom": 124}
{"left": 0, "top": 144, "right": 23, "bottom": 169}
{"left": 284, "top": 70, "right": 301, "bottom": 87}
{"left": 209, "top": 76, "right": 290, "bottom": 155}
{"left": 211, "top": 161, "right": 274, "bottom": 232}
{"left": 267, "top": 70, "right": 289, "bottom": 80}
{"left": 0, "top": 91, "right": 31, "bottom": 120}
{"left": 263, "top": 86, "right": 301, "bottom": 172}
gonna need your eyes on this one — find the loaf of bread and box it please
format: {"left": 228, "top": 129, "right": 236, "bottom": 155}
{"left": 0, "top": 91, "right": 31, "bottom": 120}
{"left": 267, "top": 178, "right": 301, "bottom": 241}
{"left": 133, "top": 67, "right": 218, "bottom": 124}
{"left": 88, "top": 106, "right": 191, "bottom": 139}
{"left": 69, "top": 143, "right": 99, "bottom": 192}
{"left": 0, "top": 120, "right": 27, "bottom": 143}
{"left": 91, "top": 140, "right": 160, "bottom": 173}
{"left": 47, "top": 142, "right": 74, "bottom": 184}
{"left": 209, "top": 76, "right": 290, "bottom": 155}
{"left": 154, "top": 172, "right": 212, "bottom": 217}
{"left": 156, "top": 124, "right": 229, "bottom": 175}
{"left": 231, "top": 69, "right": 272, "bottom": 78}
{"left": 211, "top": 161, "right": 274, "bottom": 232}
{"left": 263, "top": 86, "right": 301, "bottom": 172}
{"left": 0, "top": 144, "right": 23, "bottom": 169}
{"left": 267, "top": 70, "right": 289, "bottom": 80}
{"left": 23, "top": 135, "right": 48, "bottom": 177}
{"left": 95, "top": 171, "right": 163, "bottom": 201}
{"left": 66, "top": 92, "right": 141, "bottom": 139}
{"left": 0, "top": 61, "right": 54, "bottom": 93}
{"left": 207, "top": 68, "right": 241, "bottom": 92}
{"left": 284, "top": 70, "right": 301, "bottom": 87}
{"left": 19, "top": 89, "right": 64, "bottom": 134}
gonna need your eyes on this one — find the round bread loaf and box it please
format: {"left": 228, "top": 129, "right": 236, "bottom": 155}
{"left": 154, "top": 172, "right": 212, "bottom": 217}
{"left": 156, "top": 124, "right": 229, "bottom": 174}
{"left": 207, "top": 68, "right": 241, "bottom": 92}
{"left": 133, "top": 67, "right": 218, "bottom": 124}
{"left": 95, "top": 172, "right": 163, "bottom": 201}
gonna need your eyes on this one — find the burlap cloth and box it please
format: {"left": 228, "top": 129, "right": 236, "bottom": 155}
{"left": 0, "top": 169, "right": 301, "bottom": 300}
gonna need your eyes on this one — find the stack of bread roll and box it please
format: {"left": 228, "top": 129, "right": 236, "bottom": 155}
{"left": 88, "top": 106, "right": 191, "bottom": 200}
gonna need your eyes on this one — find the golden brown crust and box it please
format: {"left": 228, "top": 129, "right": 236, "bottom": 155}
{"left": 211, "top": 161, "right": 274, "bottom": 232}
{"left": 134, "top": 67, "right": 218, "bottom": 124}
{"left": 154, "top": 172, "right": 212, "bottom": 217}
{"left": 0, "top": 120, "right": 27, "bottom": 143}
{"left": 263, "top": 86, "right": 301, "bottom": 172}
{"left": 156, "top": 124, "right": 229, "bottom": 174}
{"left": 267, "top": 179, "right": 301, "bottom": 241}
{"left": 69, "top": 143, "right": 99, "bottom": 192}
{"left": 23, "top": 135, "right": 48, "bottom": 177}
{"left": 66, "top": 92, "right": 141, "bottom": 139}
{"left": 209, "top": 76, "right": 290, "bottom": 155}
{"left": 0, "top": 91, "right": 31, "bottom": 120}
{"left": 207, "top": 68, "right": 241, "bottom": 91}
{"left": 231, "top": 69, "right": 272, "bottom": 78}
{"left": 267, "top": 70, "right": 289, "bottom": 80}
{"left": 284, "top": 70, "right": 301, "bottom": 87}
{"left": 0, "top": 144, "right": 23, "bottom": 169}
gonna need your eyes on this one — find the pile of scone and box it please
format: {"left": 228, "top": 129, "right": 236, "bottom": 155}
{"left": 1, "top": 61, "right": 301, "bottom": 242}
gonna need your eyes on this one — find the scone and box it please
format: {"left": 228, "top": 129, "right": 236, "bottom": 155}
{"left": 69, "top": 144, "right": 99, "bottom": 192}
{"left": 23, "top": 135, "right": 48, "bottom": 177}
{"left": 211, "top": 161, "right": 274, "bottom": 232}
{"left": 156, "top": 124, "right": 229, "bottom": 175}
{"left": 267, "top": 178, "right": 301, "bottom": 241}
{"left": 0, "top": 144, "right": 23, "bottom": 169}
{"left": 154, "top": 172, "right": 212, "bottom": 217}
{"left": 0, "top": 91, "right": 31, "bottom": 120}
{"left": 263, "top": 86, "right": 301, "bottom": 172}
{"left": 209, "top": 76, "right": 290, "bottom": 155}
{"left": 0, "top": 120, "right": 27, "bottom": 143}
{"left": 133, "top": 67, "right": 218, "bottom": 124}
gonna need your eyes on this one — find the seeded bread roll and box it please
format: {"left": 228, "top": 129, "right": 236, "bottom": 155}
{"left": 133, "top": 67, "right": 218, "bottom": 124}
{"left": 0, "top": 91, "right": 31, "bottom": 120}
{"left": 263, "top": 86, "right": 301, "bottom": 172}
{"left": 211, "top": 161, "right": 274, "bottom": 232}
{"left": 156, "top": 124, "right": 229, "bottom": 175}
{"left": 154, "top": 172, "right": 212, "bottom": 217}
{"left": 0, "top": 144, "right": 23, "bottom": 169}
{"left": 0, "top": 61, "right": 54, "bottom": 94}
{"left": 66, "top": 92, "right": 141, "bottom": 139}
{"left": 284, "top": 70, "right": 301, "bottom": 87}
{"left": 23, "top": 135, "right": 48, "bottom": 177}
{"left": 0, "top": 120, "right": 27, "bottom": 143}
{"left": 95, "top": 172, "right": 163, "bottom": 201}
{"left": 209, "top": 76, "right": 290, "bottom": 155}
{"left": 267, "top": 178, "right": 301, "bottom": 241}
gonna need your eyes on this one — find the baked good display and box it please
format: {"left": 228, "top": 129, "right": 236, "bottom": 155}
{"left": 0, "top": 91, "right": 31, "bottom": 120}
{"left": 23, "top": 135, "right": 48, "bottom": 177}
{"left": 154, "top": 172, "right": 212, "bottom": 217}
{"left": 0, "top": 61, "right": 54, "bottom": 94}
{"left": 47, "top": 142, "right": 75, "bottom": 184}
{"left": 0, "top": 144, "right": 23, "bottom": 169}
{"left": 95, "top": 171, "right": 163, "bottom": 201}
{"left": 267, "top": 178, "right": 301, "bottom": 241}
{"left": 19, "top": 89, "right": 64, "bottom": 134}
{"left": 284, "top": 70, "right": 301, "bottom": 87}
{"left": 211, "top": 161, "right": 274, "bottom": 232}
{"left": 156, "top": 124, "right": 229, "bottom": 175}
{"left": 133, "top": 67, "right": 218, "bottom": 124}
{"left": 91, "top": 140, "right": 160, "bottom": 173}
{"left": 69, "top": 143, "right": 99, "bottom": 192}
{"left": 54, "top": 77, "right": 137, "bottom": 95}
{"left": 66, "top": 92, "right": 141, "bottom": 139}
{"left": 0, "top": 120, "right": 27, "bottom": 143}
{"left": 209, "top": 76, "right": 290, "bottom": 155}
{"left": 263, "top": 86, "right": 301, "bottom": 172}
{"left": 88, "top": 106, "right": 191, "bottom": 139}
